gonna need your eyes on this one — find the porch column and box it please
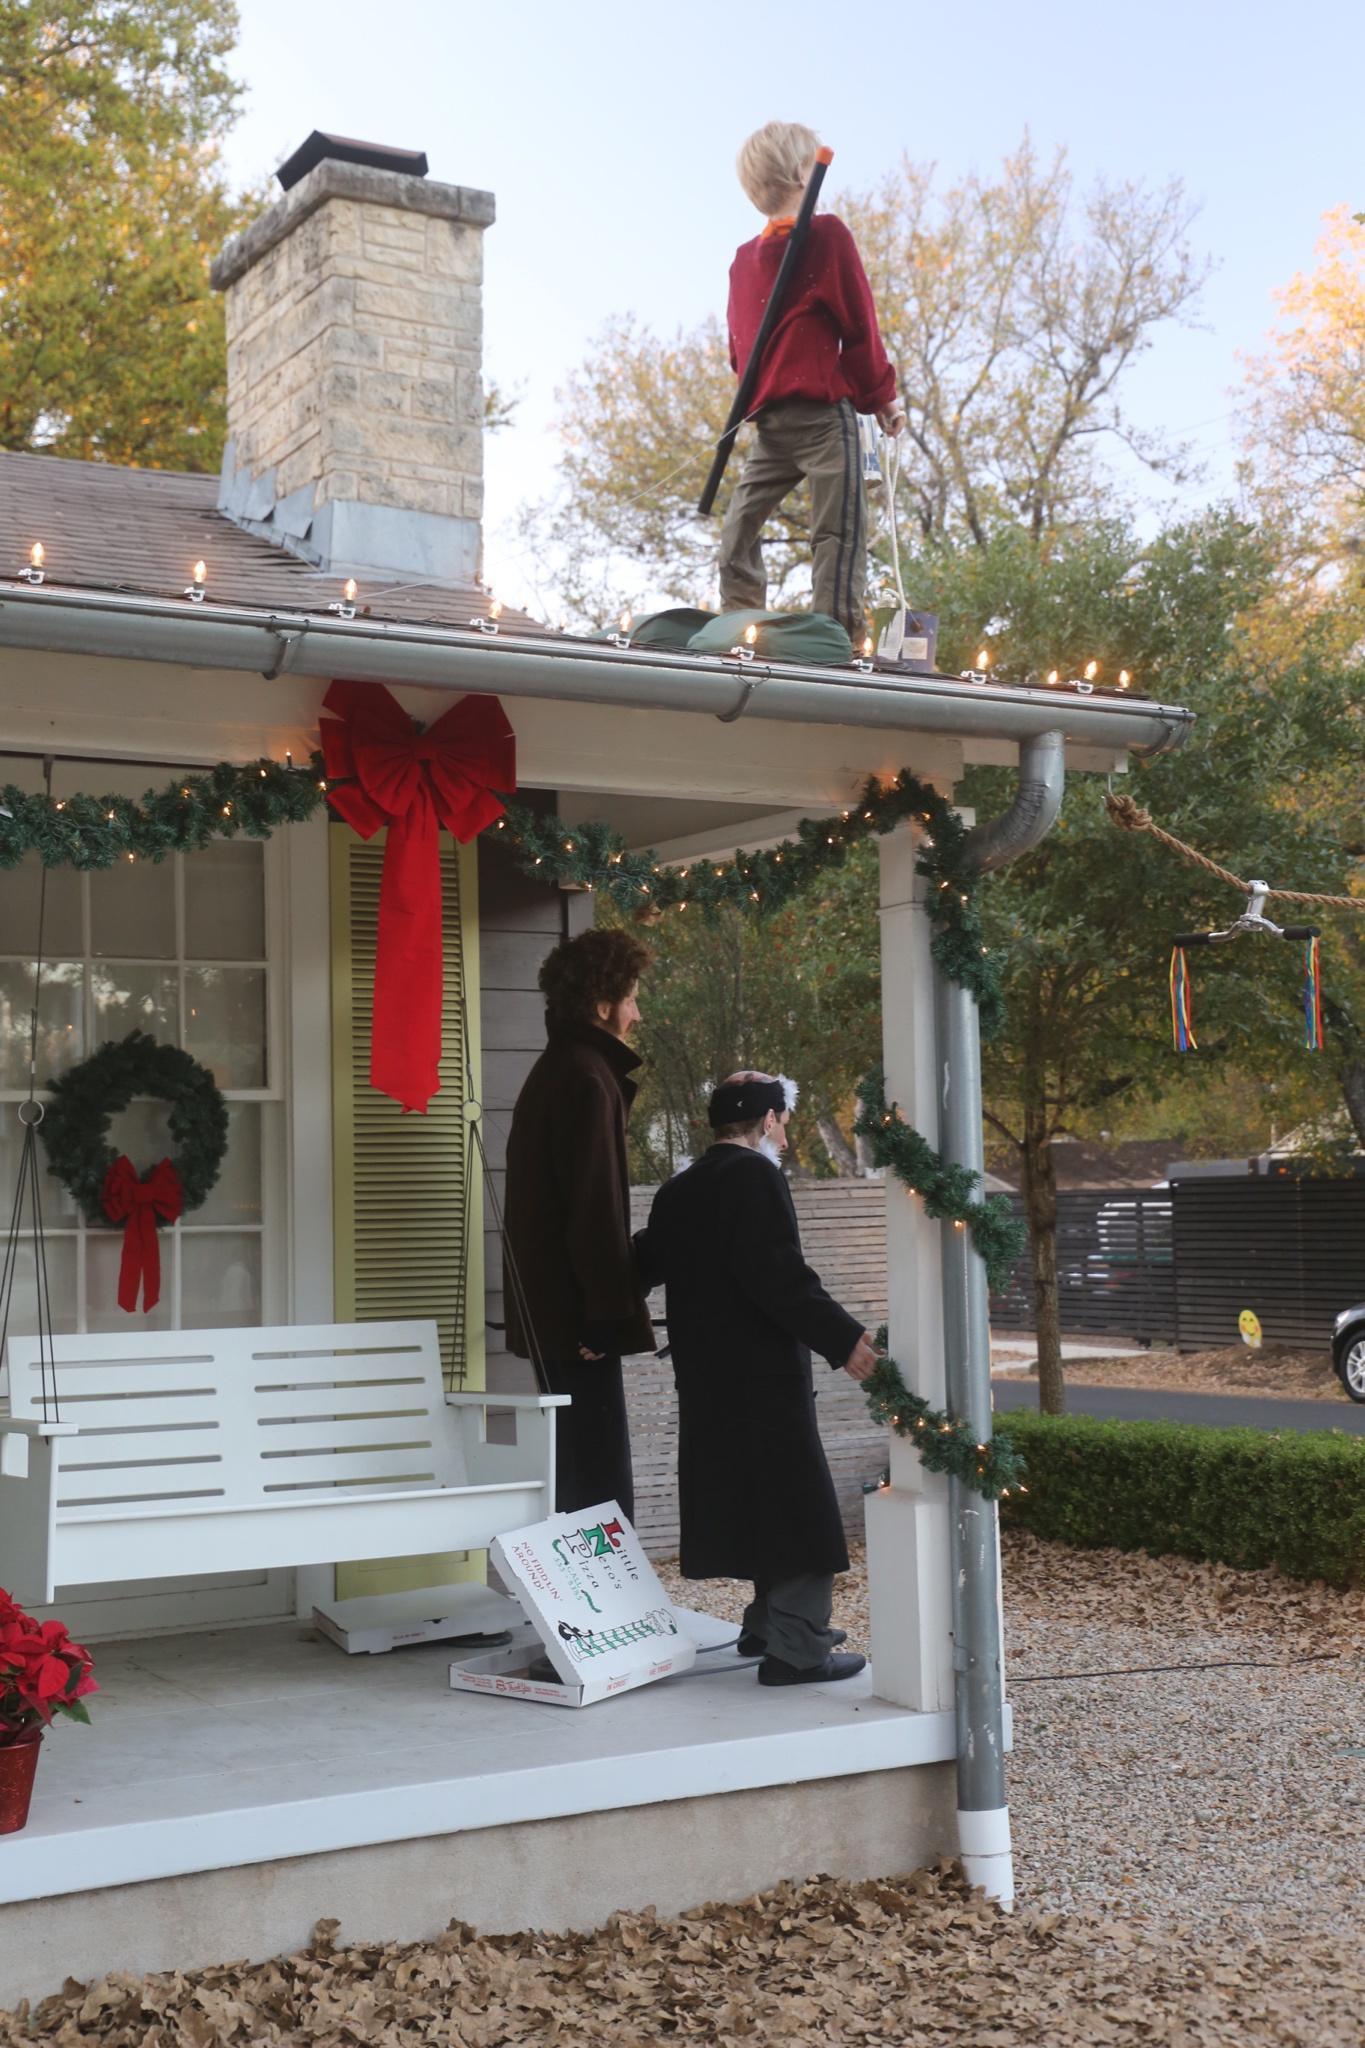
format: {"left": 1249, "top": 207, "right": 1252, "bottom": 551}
{"left": 864, "top": 821, "right": 954, "bottom": 1711}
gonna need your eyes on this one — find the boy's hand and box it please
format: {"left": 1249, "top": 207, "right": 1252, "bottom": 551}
{"left": 842, "top": 1332, "right": 879, "bottom": 1382}
{"left": 876, "top": 405, "right": 906, "bottom": 437}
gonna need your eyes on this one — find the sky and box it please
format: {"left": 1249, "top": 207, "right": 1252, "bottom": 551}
{"left": 220, "top": 0, "right": 1362, "bottom": 613}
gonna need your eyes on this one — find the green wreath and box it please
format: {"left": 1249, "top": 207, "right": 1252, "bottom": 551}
{"left": 41, "top": 1031, "right": 229, "bottom": 1225}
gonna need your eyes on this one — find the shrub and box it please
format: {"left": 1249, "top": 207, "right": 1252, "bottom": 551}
{"left": 995, "top": 1412, "right": 1365, "bottom": 1588}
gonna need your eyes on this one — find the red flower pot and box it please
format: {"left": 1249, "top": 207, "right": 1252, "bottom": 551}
{"left": 0, "top": 1730, "right": 42, "bottom": 1834}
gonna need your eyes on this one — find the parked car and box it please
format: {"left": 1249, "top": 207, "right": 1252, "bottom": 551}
{"left": 1331, "top": 1305, "right": 1365, "bottom": 1403}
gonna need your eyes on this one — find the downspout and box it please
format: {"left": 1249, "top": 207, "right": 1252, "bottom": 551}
{"left": 936, "top": 729, "right": 1065, "bottom": 1906}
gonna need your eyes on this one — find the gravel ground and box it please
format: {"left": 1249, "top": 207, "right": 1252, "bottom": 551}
{"left": 997, "top": 1343, "right": 1349, "bottom": 1402}
{"left": 660, "top": 1532, "right": 1365, "bottom": 1941}
{"left": 5, "top": 1538, "right": 1361, "bottom": 2046}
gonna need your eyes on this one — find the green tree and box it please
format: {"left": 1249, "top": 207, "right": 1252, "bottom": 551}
{"left": 523, "top": 139, "right": 1207, "bottom": 622}
{"left": 0, "top": 0, "right": 256, "bottom": 468}
{"left": 602, "top": 841, "right": 881, "bottom": 1182}
{"left": 922, "top": 514, "right": 1363, "bottom": 1409}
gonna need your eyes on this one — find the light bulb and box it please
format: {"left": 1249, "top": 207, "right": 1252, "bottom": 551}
{"left": 192, "top": 560, "right": 206, "bottom": 586}
{"left": 862, "top": 635, "right": 873, "bottom": 657}
{"left": 489, "top": 597, "right": 503, "bottom": 620}
{"left": 343, "top": 578, "right": 357, "bottom": 604}
{"left": 1118, "top": 669, "right": 1131, "bottom": 689}
{"left": 744, "top": 623, "right": 758, "bottom": 646}
{"left": 1084, "top": 659, "right": 1098, "bottom": 681}
{"left": 619, "top": 609, "right": 632, "bottom": 633}
{"left": 29, "top": 542, "right": 44, "bottom": 570}
{"left": 1047, "top": 670, "right": 1059, "bottom": 686}
{"left": 976, "top": 647, "right": 990, "bottom": 668}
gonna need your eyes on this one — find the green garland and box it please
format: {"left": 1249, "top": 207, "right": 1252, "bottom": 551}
{"left": 0, "top": 759, "right": 327, "bottom": 871}
{"left": 865, "top": 1334, "right": 1026, "bottom": 1501}
{"left": 491, "top": 769, "right": 1004, "bottom": 1035}
{"left": 2, "top": 744, "right": 1022, "bottom": 1501}
{"left": 852, "top": 1068, "right": 1026, "bottom": 1295}
{"left": 41, "top": 1032, "right": 228, "bottom": 1225}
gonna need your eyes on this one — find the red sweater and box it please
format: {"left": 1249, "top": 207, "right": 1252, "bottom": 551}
{"left": 727, "top": 213, "right": 897, "bottom": 416}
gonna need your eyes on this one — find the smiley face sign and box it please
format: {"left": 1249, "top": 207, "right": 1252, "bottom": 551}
{"left": 1238, "top": 1309, "right": 1263, "bottom": 1350}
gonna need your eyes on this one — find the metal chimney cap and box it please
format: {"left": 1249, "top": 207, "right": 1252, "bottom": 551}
{"left": 276, "top": 132, "right": 429, "bottom": 191}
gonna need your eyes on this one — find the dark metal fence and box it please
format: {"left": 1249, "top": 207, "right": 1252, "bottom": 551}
{"left": 988, "top": 1191, "right": 1176, "bottom": 1343}
{"left": 1170, "top": 1175, "right": 1365, "bottom": 1348}
{"left": 989, "top": 1175, "right": 1365, "bottom": 1349}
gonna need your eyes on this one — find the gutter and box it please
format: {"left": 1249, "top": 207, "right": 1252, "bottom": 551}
{"left": 939, "top": 730, "right": 1065, "bottom": 1907}
{"left": 0, "top": 584, "right": 1194, "bottom": 758}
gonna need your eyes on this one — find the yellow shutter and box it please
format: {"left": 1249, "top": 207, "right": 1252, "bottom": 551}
{"left": 329, "top": 826, "right": 485, "bottom": 1599}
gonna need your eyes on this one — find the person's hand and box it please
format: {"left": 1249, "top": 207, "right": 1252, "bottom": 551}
{"left": 842, "top": 1332, "right": 879, "bottom": 1382}
{"left": 578, "top": 1344, "right": 605, "bottom": 1362}
{"left": 876, "top": 405, "right": 906, "bottom": 437}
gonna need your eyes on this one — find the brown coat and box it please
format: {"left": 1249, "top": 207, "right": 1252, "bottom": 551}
{"left": 504, "top": 1021, "right": 655, "bottom": 1363}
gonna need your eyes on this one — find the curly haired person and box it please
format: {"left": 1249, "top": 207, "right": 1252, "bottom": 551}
{"left": 503, "top": 927, "right": 654, "bottom": 1519}
{"left": 720, "top": 121, "right": 905, "bottom": 638}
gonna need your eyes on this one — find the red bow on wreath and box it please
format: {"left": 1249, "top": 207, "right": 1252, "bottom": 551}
{"left": 320, "top": 680, "right": 516, "bottom": 1113}
{"left": 101, "top": 1156, "right": 182, "bottom": 1314}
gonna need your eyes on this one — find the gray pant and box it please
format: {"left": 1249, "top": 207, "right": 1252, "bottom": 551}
{"left": 718, "top": 397, "right": 867, "bottom": 637}
{"left": 741, "top": 1572, "right": 836, "bottom": 1670}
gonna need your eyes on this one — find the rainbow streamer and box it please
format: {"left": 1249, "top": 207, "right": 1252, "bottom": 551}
{"left": 1170, "top": 946, "right": 1196, "bottom": 1052}
{"left": 1304, "top": 935, "right": 1324, "bottom": 1051}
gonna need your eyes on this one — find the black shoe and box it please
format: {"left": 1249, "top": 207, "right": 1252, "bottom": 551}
{"left": 757, "top": 1651, "right": 866, "bottom": 1687}
{"left": 737, "top": 1627, "right": 846, "bottom": 1657}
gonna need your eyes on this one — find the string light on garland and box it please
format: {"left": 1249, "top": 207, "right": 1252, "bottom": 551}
{"left": 19, "top": 541, "right": 45, "bottom": 586}
{"left": 0, "top": 757, "right": 328, "bottom": 872}
{"left": 863, "top": 1333, "right": 1025, "bottom": 1500}
{"left": 852, "top": 1067, "right": 1025, "bottom": 1294}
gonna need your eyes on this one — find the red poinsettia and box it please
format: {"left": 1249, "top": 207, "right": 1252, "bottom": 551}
{"left": 0, "top": 1587, "right": 98, "bottom": 1746}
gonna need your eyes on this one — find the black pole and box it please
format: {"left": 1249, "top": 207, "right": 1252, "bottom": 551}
{"left": 697, "top": 147, "right": 834, "bottom": 515}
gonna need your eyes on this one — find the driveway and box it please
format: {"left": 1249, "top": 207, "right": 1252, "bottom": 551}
{"left": 991, "top": 1378, "right": 1365, "bottom": 1434}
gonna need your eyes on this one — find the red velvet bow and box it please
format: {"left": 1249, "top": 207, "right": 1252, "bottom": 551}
{"left": 101, "top": 1156, "right": 182, "bottom": 1314}
{"left": 320, "top": 680, "right": 516, "bottom": 1113}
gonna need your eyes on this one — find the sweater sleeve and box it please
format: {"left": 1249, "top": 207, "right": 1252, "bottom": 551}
{"left": 727, "top": 1163, "right": 864, "bottom": 1368}
{"left": 820, "top": 217, "right": 897, "bottom": 415}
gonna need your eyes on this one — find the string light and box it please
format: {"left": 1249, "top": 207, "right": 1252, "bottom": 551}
{"left": 185, "top": 560, "right": 207, "bottom": 604}
{"left": 1084, "top": 660, "right": 1099, "bottom": 681}
{"left": 472, "top": 596, "right": 502, "bottom": 635}
{"left": 1118, "top": 669, "right": 1132, "bottom": 690}
{"left": 19, "top": 541, "right": 45, "bottom": 585}
{"left": 614, "top": 609, "right": 633, "bottom": 650}
{"left": 1047, "top": 670, "right": 1059, "bottom": 686}
{"left": 329, "top": 577, "right": 358, "bottom": 620}
{"left": 976, "top": 647, "right": 990, "bottom": 668}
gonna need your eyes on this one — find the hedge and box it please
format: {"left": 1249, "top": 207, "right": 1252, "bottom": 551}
{"left": 995, "top": 1411, "right": 1365, "bottom": 1589}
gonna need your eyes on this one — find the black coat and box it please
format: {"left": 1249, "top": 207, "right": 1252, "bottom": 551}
{"left": 504, "top": 1022, "right": 655, "bottom": 1364}
{"left": 636, "top": 1145, "right": 864, "bottom": 1582}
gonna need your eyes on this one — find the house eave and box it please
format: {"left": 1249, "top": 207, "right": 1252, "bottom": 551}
{"left": 0, "top": 582, "right": 1195, "bottom": 759}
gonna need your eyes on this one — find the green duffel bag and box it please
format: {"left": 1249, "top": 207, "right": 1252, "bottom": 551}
{"left": 685, "top": 609, "right": 855, "bottom": 666}
{"left": 626, "top": 607, "right": 718, "bottom": 650}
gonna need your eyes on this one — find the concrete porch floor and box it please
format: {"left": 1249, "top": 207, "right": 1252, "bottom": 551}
{"left": 1, "top": 1608, "right": 974, "bottom": 2008}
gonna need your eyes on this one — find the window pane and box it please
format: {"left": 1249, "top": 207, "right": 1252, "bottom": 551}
{"left": 0, "top": 1235, "right": 79, "bottom": 1342}
{"left": 184, "top": 967, "right": 266, "bottom": 1088}
{"left": 93, "top": 962, "right": 178, "bottom": 1044}
{"left": 0, "top": 1116, "right": 80, "bottom": 1224}
{"left": 90, "top": 857, "right": 175, "bottom": 959}
{"left": 0, "top": 961, "right": 84, "bottom": 1088}
{"left": 182, "top": 1231, "right": 261, "bottom": 1328}
{"left": 0, "top": 856, "right": 83, "bottom": 957}
{"left": 87, "top": 1229, "right": 174, "bottom": 1332}
{"left": 195, "top": 1103, "right": 261, "bottom": 1225}
{"left": 184, "top": 842, "right": 265, "bottom": 961}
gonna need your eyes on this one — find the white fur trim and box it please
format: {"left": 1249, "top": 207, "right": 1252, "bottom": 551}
{"left": 777, "top": 1074, "right": 800, "bottom": 1113}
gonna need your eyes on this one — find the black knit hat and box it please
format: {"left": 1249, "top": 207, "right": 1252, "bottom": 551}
{"left": 707, "top": 1073, "right": 799, "bottom": 1129}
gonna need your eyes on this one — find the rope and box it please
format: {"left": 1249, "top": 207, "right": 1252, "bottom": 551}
{"left": 1104, "top": 790, "right": 1365, "bottom": 911}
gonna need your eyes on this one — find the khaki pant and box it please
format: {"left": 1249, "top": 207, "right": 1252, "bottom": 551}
{"left": 718, "top": 396, "right": 867, "bottom": 636}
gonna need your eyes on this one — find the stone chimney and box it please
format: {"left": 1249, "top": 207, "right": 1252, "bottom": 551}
{"left": 210, "top": 133, "right": 493, "bottom": 584}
